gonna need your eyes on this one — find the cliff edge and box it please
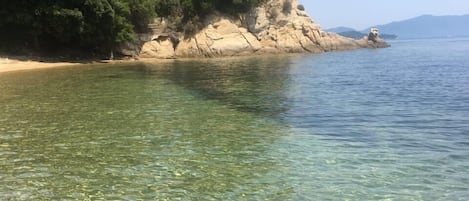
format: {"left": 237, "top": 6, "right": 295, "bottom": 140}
{"left": 140, "top": 0, "right": 389, "bottom": 58}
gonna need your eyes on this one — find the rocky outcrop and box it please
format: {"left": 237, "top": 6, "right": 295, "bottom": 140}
{"left": 140, "top": 34, "right": 176, "bottom": 59}
{"left": 139, "top": 0, "right": 389, "bottom": 58}
{"left": 175, "top": 18, "right": 262, "bottom": 57}
{"left": 363, "top": 27, "right": 389, "bottom": 48}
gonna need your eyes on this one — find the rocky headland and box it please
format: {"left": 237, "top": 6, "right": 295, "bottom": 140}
{"left": 139, "top": 0, "right": 389, "bottom": 59}
{"left": 1, "top": 0, "right": 389, "bottom": 73}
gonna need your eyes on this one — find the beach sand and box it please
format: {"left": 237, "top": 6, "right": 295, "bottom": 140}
{"left": 0, "top": 56, "right": 181, "bottom": 74}
{"left": 0, "top": 57, "right": 158, "bottom": 74}
{"left": 0, "top": 57, "right": 83, "bottom": 73}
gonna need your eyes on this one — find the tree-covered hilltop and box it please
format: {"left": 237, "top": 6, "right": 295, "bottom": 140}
{"left": 0, "top": 0, "right": 266, "bottom": 56}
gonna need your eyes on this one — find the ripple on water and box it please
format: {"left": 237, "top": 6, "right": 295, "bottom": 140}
{"left": 1, "top": 41, "right": 469, "bottom": 199}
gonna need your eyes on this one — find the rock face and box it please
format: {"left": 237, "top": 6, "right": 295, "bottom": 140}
{"left": 246, "top": 0, "right": 363, "bottom": 53}
{"left": 139, "top": 0, "right": 389, "bottom": 58}
{"left": 175, "top": 18, "right": 262, "bottom": 57}
{"left": 140, "top": 34, "right": 176, "bottom": 59}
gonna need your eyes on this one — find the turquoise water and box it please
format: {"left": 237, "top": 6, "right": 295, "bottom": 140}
{"left": 1, "top": 38, "right": 469, "bottom": 200}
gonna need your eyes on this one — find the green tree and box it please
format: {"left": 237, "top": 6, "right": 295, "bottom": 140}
{"left": 128, "top": 0, "right": 157, "bottom": 33}
{"left": 0, "top": 0, "right": 268, "bottom": 56}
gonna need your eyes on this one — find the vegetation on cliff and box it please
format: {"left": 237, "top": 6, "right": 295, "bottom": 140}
{"left": 0, "top": 0, "right": 266, "bottom": 56}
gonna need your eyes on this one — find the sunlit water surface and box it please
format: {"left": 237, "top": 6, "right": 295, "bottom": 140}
{"left": 1, "top": 38, "right": 469, "bottom": 200}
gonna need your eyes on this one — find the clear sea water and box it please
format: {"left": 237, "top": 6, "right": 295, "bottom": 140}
{"left": 1, "top": 38, "right": 468, "bottom": 200}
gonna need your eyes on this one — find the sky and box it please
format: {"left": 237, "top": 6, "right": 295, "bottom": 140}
{"left": 300, "top": 0, "right": 469, "bottom": 30}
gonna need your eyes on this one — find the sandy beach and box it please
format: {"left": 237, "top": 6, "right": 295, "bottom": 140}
{"left": 0, "top": 56, "right": 267, "bottom": 75}
{"left": 0, "top": 57, "right": 164, "bottom": 74}
{"left": 0, "top": 57, "right": 84, "bottom": 74}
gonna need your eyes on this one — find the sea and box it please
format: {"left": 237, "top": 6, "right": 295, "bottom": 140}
{"left": 0, "top": 38, "right": 468, "bottom": 200}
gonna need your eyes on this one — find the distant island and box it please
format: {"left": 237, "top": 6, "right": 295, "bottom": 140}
{"left": 327, "top": 14, "right": 469, "bottom": 40}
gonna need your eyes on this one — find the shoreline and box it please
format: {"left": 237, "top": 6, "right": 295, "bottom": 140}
{"left": 0, "top": 47, "right": 375, "bottom": 74}
{"left": 0, "top": 57, "right": 156, "bottom": 74}
{"left": 0, "top": 58, "right": 83, "bottom": 74}
{"left": 0, "top": 53, "right": 304, "bottom": 74}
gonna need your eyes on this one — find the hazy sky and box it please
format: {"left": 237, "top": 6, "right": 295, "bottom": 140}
{"left": 300, "top": 0, "right": 469, "bottom": 30}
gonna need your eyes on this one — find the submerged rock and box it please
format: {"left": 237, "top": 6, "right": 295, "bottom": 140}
{"left": 139, "top": 0, "right": 389, "bottom": 58}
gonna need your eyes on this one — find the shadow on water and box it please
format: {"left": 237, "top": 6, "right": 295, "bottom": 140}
{"left": 140, "top": 55, "right": 294, "bottom": 118}
{"left": 4, "top": 41, "right": 469, "bottom": 200}
{"left": 0, "top": 57, "right": 299, "bottom": 200}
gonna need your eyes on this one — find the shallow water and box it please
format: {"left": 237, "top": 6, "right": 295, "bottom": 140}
{"left": 1, "top": 38, "right": 469, "bottom": 200}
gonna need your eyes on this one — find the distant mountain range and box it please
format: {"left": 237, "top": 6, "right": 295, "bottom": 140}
{"left": 325, "top": 29, "right": 397, "bottom": 40}
{"left": 326, "top": 14, "right": 469, "bottom": 39}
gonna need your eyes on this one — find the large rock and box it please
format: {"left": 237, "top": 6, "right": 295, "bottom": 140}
{"left": 176, "top": 18, "right": 261, "bottom": 57}
{"left": 140, "top": 34, "right": 175, "bottom": 59}
{"left": 139, "top": 0, "right": 388, "bottom": 58}
{"left": 246, "top": 0, "right": 388, "bottom": 53}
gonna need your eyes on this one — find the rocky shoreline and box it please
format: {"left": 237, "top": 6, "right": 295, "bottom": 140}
{"left": 139, "top": 0, "right": 389, "bottom": 59}
{"left": 1, "top": 0, "right": 389, "bottom": 73}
